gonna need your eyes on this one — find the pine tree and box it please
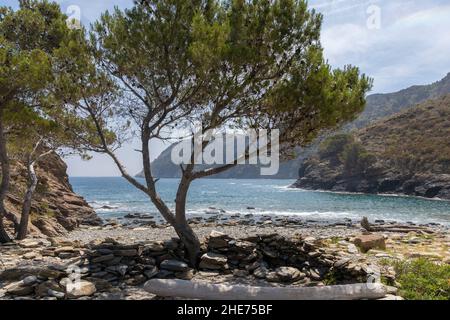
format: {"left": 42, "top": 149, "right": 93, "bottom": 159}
{"left": 67, "top": 0, "right": 372, "bottom": 265}
{"left": 0, "top": 0, "right": 90, "bottom": 241}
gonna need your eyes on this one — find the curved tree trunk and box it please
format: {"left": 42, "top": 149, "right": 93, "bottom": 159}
{"left": 0, "top": 117, "right": 12, "bottom": 243}
{"left": 17, "top": 160, "right": 38, "bottom": 240}
{"left": 174, "top": 174, "right": 201, "bottom": 267}
{"left": 141, "top": 121, "right": 201, "bottom": 266}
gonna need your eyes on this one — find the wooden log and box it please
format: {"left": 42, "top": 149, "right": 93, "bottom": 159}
{"left": 144, "top": 279, "right": 387, "bottom": 300}
{"left": 361, "top": 217, "right": 434, "bottom": 234}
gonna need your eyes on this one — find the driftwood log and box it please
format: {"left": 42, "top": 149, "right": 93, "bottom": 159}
{"left": 361, "top": 217, "right": 434, "bottom": 234}
{"left": 144, "top": 279, "right": 388, "bottom": 300}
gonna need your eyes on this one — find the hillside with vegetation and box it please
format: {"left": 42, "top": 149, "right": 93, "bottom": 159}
{"left": 293, "top": 94, "right": 450, "bottom": 200}
{"left": 349, "top": 72, "right": 450, "bottom": 129}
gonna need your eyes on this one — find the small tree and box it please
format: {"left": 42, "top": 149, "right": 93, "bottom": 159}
{"left": 7, "top": 111, "right": 86, "bottom": 240}
{"left": 340, "top": 141, "right": 377, "bottom": 177}
{"left": 69, "top": 0, "right": 372, "bottom": 264}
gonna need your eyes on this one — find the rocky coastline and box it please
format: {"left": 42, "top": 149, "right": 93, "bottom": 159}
{"left": 292, "top": 172, "right": 450, "bottom": 201}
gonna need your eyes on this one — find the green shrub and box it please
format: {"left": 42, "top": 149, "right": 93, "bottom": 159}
{"left": 391, "top": 258, "right": 450, "bottom": 300}
{"left": 319, "top": 134, "right": 354, "bottom": 158}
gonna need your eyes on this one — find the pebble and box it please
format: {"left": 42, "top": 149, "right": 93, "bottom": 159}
{"left": 347, "top": 244, "right": 359, "bottom": 254}
{"left": 22, "top": 276, "right": 38, "bottom": 286}
{"left": 48, "top": 289, "right": 65, "bottom": 299}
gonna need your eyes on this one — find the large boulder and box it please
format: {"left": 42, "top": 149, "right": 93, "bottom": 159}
{"left": 353, "top": 234, "right": 386, "bottom": 253}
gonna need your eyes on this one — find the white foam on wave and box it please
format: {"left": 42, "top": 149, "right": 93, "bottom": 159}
{"left": 252, "top": 210, "right": 360, "bottom": 220}
{"left": 186, "top": 207, "right": 360, "bottom": 220}
{"left": 273, "top": 185, "right": 309, "bottom": 192}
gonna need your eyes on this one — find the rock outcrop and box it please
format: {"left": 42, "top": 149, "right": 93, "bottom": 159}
{"left": 3, "top": 153, "right": 101, "bottom": 238}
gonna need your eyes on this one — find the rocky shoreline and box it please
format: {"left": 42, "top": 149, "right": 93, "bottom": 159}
{"left": 88, "top": 209, "right": 448, "bottom": 240}
{"left": 1, "top": 219, "right": 448, "bottom": 300}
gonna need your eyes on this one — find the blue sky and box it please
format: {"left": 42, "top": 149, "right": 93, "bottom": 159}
{"left": 2, "top": 0, "right": 450, "bottom": 176}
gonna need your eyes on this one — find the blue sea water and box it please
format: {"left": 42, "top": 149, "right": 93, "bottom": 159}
{"left": 70, "top": 177, "right": 450, "bottom": 226}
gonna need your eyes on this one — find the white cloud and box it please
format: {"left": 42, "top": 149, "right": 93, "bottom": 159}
{"left": 320, "top": 3, "right": 450, "bottom": 92}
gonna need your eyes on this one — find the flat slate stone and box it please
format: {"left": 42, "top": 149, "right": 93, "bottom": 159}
{"left": 160, "top": 260, "right": 189, "bottom": 272}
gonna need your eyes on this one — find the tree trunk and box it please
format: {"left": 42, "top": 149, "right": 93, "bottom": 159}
{"left": 17, "top": 160, "right": 38, "bottom": 240}
{"left": 174, "top": 175, "right": 201, "bottom": 267}
{"left": 173, "top": 221, "right": 201, "bottom": 267}
{"left": 0, "top": 116, "right": 11, "bottom": 243}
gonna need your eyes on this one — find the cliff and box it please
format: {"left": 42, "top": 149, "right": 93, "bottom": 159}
{"left": 3, "top": 153, "right": 101, "bottom": 238}
{"left": 293, "top": 95, "right": 450, "bottom": 200}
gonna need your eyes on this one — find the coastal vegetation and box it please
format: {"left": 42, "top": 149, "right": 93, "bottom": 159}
{"left": 0, "top": 0, "right": 86, "bottom": 242}
{"left": 0, "top": 0, "right": 372, "bottom": 264}
{"left": 146, "top": 70, "right": 450, "bottom": 181}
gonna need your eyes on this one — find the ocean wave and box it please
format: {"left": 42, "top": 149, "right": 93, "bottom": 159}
{"left": 290, "top": 187, "right": 450, "bottom": 202}
{"left": 186, "top": 207, "right": 360, "bottom": 220}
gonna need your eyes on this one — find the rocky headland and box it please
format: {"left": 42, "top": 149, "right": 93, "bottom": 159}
{"left": 293, "top": 95, "right": 450, "bottom": 200}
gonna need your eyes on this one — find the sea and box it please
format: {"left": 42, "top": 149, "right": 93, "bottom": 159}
{"left": 70, "top": 177, "right": 450, "bottom": 226}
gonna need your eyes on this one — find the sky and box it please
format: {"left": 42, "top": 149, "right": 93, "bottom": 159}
{"left": 2, "top": 0, "right": 450, "bottom": 177}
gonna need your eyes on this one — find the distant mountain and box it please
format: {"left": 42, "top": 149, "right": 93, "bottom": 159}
{"left": 138, "top": 139, "right": 305, "bottom": 179}
{"left": 138, "top": 73, "right": 450, "bottom": 179}
{"left": 293, "top": 94, "right": 450, "bottom": 200}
